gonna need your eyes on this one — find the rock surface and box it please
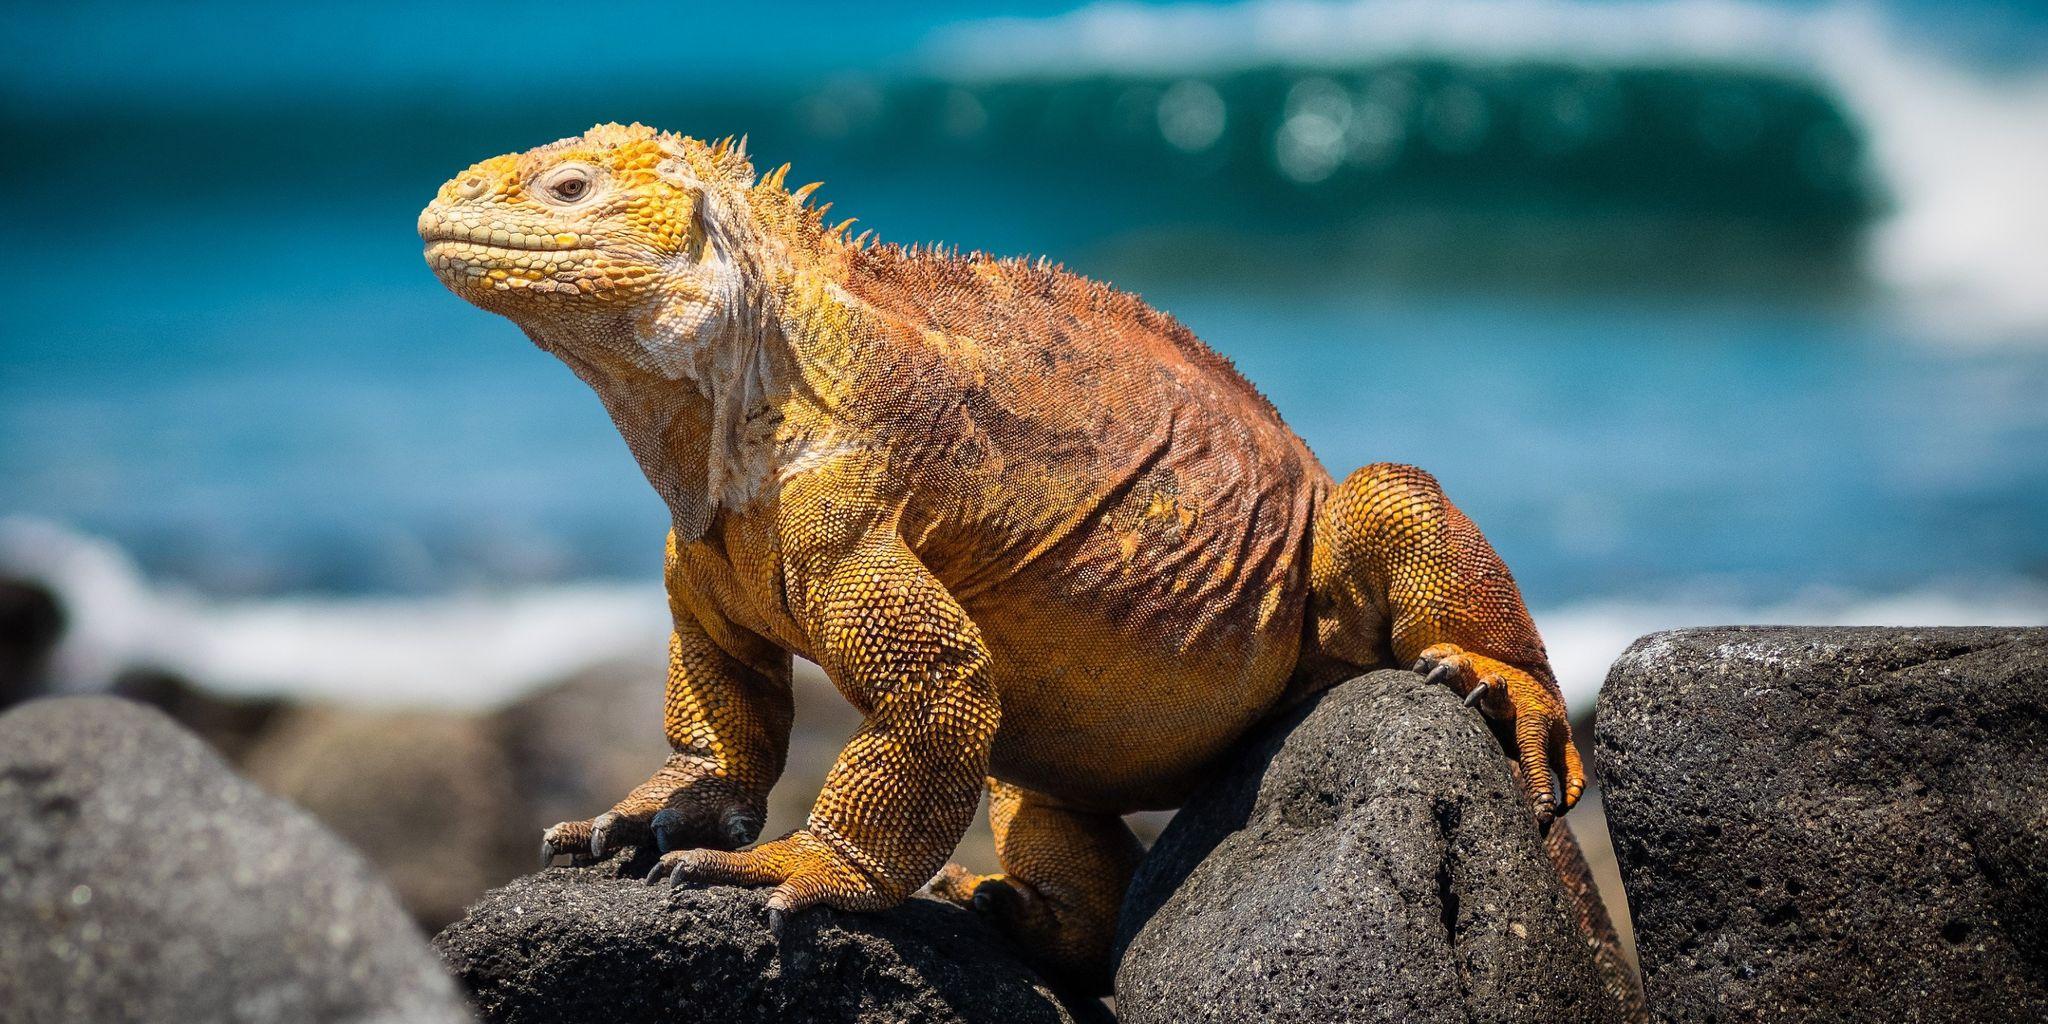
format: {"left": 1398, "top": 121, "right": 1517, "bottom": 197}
{"left": 0, "top": 696, "right": 472, "bottom": 1024}
{"left": 435, "top": 860, "right": 1092, "bottom": 1024}
{"left": 1599, "top": 627, "right": 2048, "bottom": 1023}
{"left": 1115, "top": 669, "right": 1632, "bottom": 1024}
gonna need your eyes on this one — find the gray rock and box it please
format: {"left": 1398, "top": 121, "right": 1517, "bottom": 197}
{"left": 434, "top": 861, "right": 1094, "bottom": 1024}
{"left": 1598, "top": 627, "right": 2048, "bottom": 1023}
{"left": 1115, "top": 670, "right": 1632, "bottom": 1024}
{"left": 0, "top": 696, "right": 472, "bottom": 1024}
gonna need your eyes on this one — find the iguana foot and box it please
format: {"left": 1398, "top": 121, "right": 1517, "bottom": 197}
{"left": 645, "top": 828, "right": 896, "bottom": 918}
{"left": 538, "top": 806, "right": 761, "bottom": 867}
{"left": 930, "top": 863, "right": 1054, "bottom": 922}
{"left": 928, "top": 862, "right": 1061, "bottom": 937}
{"left": 928, "top": 863, "right": 1118, "bottom": 994}
{"left": 537, "top": 810, "right": 662, "bottom": 867}
{"left": 1413, "top": 642, "right": 1585, "bottom": 822}
{"left": 538, "top": 754, "right": 762, "bottom": 867}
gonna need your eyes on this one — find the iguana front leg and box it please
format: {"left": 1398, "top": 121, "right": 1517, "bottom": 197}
{"left": 1312, "top": 462, "right": 1584, "bottom": 821}
{"left": 647, "top": 481, "right": 999, "bottom": 928}
{"left": 539, "top": 614, "right": 792, "bottom": 865}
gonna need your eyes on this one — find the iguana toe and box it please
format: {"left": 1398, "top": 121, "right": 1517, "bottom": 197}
{"left": 588, "top": 810, "right": 651, "bottom": 858}
{"left": 968, "top": 876, "right": 1050, "bottom": 933}
{"left": 925, "top": 862, "right": 985, "bottom": 904}
{"left": 539, "top": 819, "right": 597, "bottom": 868}
{"left": 929, "top": 864, "right": 1107, "bottom": 995}
{"left": 647, "top": 830, "right": 896, "bottom": 918}
{"left": 930, "top": 866, "right": 1041, "bottom": 924}
{"left": 1414, "top": 642, "right": 1584, "bottom": 823}
{"left": 539, "top": 811, "right": 652, "bottom": 868}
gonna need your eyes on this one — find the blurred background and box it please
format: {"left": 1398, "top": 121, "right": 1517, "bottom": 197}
{"left": 2, "top": 0, "right": 2043, "bottom": 943}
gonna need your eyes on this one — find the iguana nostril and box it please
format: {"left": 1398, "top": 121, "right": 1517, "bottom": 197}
{"left": 457, "top": 175, "right": 487, "bottom": 199}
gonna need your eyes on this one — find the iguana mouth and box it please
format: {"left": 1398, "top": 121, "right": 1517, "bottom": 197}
{"left": 423, "top": 235, "right": 601, "bottom": 295}
{"left": 421, "top": 232, "right": 588, "bottom": 256}
{"left": 418, "top": 213, "right": 589, "bottom": 254}
{"left": 422, "top": 237, "right": 597, "bottom": 262}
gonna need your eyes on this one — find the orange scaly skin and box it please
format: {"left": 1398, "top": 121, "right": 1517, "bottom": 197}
{"left": 420, "top": 123, "right": 1582, "bottom": 993}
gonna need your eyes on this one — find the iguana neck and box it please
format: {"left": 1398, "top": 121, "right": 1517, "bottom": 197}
{"left": 523, "top": 235, "right": 859, "bottom": 542}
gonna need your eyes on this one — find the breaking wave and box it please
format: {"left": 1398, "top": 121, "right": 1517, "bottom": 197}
{"left": 922, "top": 0, "right": 2048, "bottom": 339}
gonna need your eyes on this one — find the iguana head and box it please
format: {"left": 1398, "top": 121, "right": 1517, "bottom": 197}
{"left": 420, "top": 123, "right": 773, "bottom": 361}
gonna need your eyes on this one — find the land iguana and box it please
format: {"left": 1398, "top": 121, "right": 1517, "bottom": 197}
{"left": 420, "top": 123, "right": 1593, "bottom": 993}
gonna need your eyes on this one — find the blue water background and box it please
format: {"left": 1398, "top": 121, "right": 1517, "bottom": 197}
{"left": 3, "top": 1, "right": 2045, "bottom": 608}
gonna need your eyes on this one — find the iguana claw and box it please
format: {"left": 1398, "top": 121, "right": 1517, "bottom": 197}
{"left": 1416, "top": 659, "right": 1455, "bottom": 689}
{"left": 587, "top": 811, "right": 630, "bottom": 858}
{"left": 1412, "top": 642, "right": 1585, "bottom": 822}
{"left": 645, "top": 831, "right": 896, "bottom": 924}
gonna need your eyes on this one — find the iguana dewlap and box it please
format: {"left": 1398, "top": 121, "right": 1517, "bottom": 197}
{"left": 421, "top": 123, "right": 1582, "bottom": 993}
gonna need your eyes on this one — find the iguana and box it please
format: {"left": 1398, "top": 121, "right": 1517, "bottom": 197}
{"left": 421, "top": 123, "right": 1588, "bottom": 993}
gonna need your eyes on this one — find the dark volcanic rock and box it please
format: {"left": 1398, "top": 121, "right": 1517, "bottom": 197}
{"left": 1599, "top": 627, "right": 2048, "bottom": 1023}
{"left": 435, "top": 862, "right": 1089, "bottom": 1024}
{"left": 0, "top": 696, "right": 471, "bottom": 1024}
{"left": 0, "top": 576, "right": 64, "bottom": 709}
{"left": 1115, "top": 670, "right": 1631, "bottom": 1024}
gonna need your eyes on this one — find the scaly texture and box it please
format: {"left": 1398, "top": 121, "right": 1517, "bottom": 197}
{"left": 421, "top": 123, "right": 1586, "bottom": 993}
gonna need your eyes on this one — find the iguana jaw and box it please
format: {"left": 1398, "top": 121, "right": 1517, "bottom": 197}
{"left": 420, "top": 232, "right": 605, "bottom": 299}
{"left": 417, "top": 199, "right": 660, "bottom": 311}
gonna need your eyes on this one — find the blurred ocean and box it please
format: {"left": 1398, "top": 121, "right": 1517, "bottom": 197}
{"left": 3, "top": 0, "right": 2043, "bottom": 710}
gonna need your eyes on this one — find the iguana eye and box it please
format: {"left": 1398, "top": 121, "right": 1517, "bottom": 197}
{"left": 537, "top": 164, "right": 599, "bottom": 206}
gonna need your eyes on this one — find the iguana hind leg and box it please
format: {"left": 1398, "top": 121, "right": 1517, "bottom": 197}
{"left": 1308, "top": 462, "right": 1584, "bottom": 821}
{"left": 929, "top": 779, "right": 1143, "bottom": 996}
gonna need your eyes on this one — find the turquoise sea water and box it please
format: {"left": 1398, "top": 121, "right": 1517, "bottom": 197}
{"left": 3, "top": 0, "right": 2044, "bottom": 621}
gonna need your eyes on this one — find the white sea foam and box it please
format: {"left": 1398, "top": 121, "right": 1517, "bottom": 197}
{"left": 927, "top": 0, "right": 2048, "bottom": 340}
{"left": 5, "top": 517, "right": 2040, "bottom": 714}
{"left": 0, "top": 517, "right": 668, "bottom": 710}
